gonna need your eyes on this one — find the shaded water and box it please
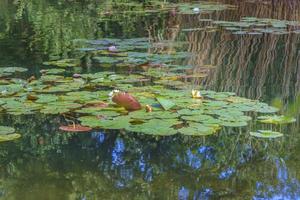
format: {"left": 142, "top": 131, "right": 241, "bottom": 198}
{"left": 0, "top": 0, "right": 299, "bottom": 199}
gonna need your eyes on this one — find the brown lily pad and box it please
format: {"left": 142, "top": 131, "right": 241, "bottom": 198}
{"left": 59, "top": 124, "right": 92, "bottom": 132}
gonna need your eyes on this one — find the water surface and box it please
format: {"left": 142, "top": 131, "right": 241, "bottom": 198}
{"left": 0, "top": 0, "right": 299, "bottom": 199}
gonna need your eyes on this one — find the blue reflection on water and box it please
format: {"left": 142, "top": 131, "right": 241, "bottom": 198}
{"left": 112, "top": 138, "right": 125, "bottom": 166}
{"left": 91, "top": 131, "right": 105, "bottom": 146}
{"left": 193, "top": 188, "right": 213, "bottom": 200}
{"left": 179, "top": 187, "right": 213, "bottom": 200}
{"left": 138, "top": 155, "right": 146, "bottom": 172}
{"left": 177, "top": 146, "right": 215, "bottom": 169}
{"left": 0, "top": 188, "right": 4, "bottom": 198}
{"left": 239, "top": 144, "right": 254, "bottom": 164}
{"left": 186, "top": 149, "right": 202, "bottom": 169}
{"left": 120, "top": 167, "right": 133, "bottom": 180}
{"left": 178, "top": 186, "right": 189, "bottom": 200}
{"left": 219, "top": 167, "right": 235, "bottom": 180}
{"left": 253, "top": 158, "right": 300, "bottom": 200}
{"left": 144, "top": 167, "right": 153, "bottom": 182}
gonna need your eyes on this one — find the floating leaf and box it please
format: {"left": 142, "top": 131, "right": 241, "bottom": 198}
{"left": 258, "top": 115, "right": 296, "bottom": 125}
{"left": 0, "top": 133, "right": 21, "bottom": 142}
{"left": 156, "top": 97, "right": 176, "bottom": 110}
{"left": 0, "top": 126, "right": 15, "bottom": 135}
{"left": 127, "top": 119, "right": 179, "bottom": 136}
{"left": 250, "top": 130, "right": 283, "bottom": 138}
{"left": 43, "top": 59, "right": 79, "bottom": 67}
{"left": 178, "top": 123, "right": 216, "bottom": 136}
{"left": 59, "top": 124, "right": 92, "bottom": 132}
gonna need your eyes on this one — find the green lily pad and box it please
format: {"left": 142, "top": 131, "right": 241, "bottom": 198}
{"left": 0, "top": 133, "right": 21, "bottom": 142}
{"left": 221, "top": 120, "right": 248, "bottom": 127}
{"left": 129, "top": 110, "right": 179, "bottom": 120}
{"left": 156, "top": 97, "right": 176, "bottom": 110}
{"left": 80, "top": 115, "right": 131, "bottom": 129}
{"left": 250, "top": 130, "right": 283, "bottom": 138}
{"left": 258, "top": 115, "right": 296, "bottom": 125}
{"left": 41, "top": 68, "right": 66, "bottom": 75}
{"left": 1, "top": 67, "right": 28, "bottom": 73}
{"left": 254, "top": 103, "right": 279, "bottom": 113}
{"left": 43, "top": 59, "right": 79, "bottom": 67}
{"left": 127, "top": 119, "right": 179, "bottom": 136}
{"left": 178, "top": 123, "right": 216, "bottom": 136}
{"left": 0, "top": 126, "right": 15, "bottom": 135}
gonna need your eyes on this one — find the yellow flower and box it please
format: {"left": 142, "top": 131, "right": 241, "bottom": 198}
{"left": 192, "top": 89, "right": 203, "bottom": 99}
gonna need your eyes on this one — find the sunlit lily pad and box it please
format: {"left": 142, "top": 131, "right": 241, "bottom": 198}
{"left": 43, "top": 59, "right": 79, "bottom": 67}
{"left": 127, "top": 119, "right": 179, "bottom": 136}
{"left": 178, "top": 123, "right": 216, "bottom": 136}
{"left": 0, "top": 126, "right": 15, "bottom": 135}
{"left": 156, "top": 97, "right": 176, "bottom": 110}
{"left": 250, "top": 130, "right": 283, "bottom": 138}
{"left": 258, "top": 115, "right": 296, "bottom": 125}
{"left": 0, "top": 133, "right": 21, "bottom": 142}
{"left": 0, "top": 126, "right": 21, "bottom": 142}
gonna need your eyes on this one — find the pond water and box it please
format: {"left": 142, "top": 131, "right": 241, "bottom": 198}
{"left": 0, "top": 0, "right": 299, "bottom": 199}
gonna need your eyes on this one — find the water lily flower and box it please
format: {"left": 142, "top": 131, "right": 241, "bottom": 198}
{"left": 193, "top": 7, "right": 200, "bottom": 13}
{"left": 108, "top": 45, "right": 117, "bottom": 52}
{"left": 192, "top": 89, "right": 203, "bottom": 99}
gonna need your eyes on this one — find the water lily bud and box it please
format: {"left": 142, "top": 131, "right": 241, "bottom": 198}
{"left": 109, "top": 89, "right": 120, "bottom": 98}
{"left": 27, "top": 76, "right": 36, "bottom": 83}
{"left": 108, "top": 45, "right": 117, "bottom": 52}
{"left": 73, "top": 73, "right": 82, "bottom": 78}
{"left": 193, "top": 7, "right": 200, "bottom": 13}
{"left": 146, "top": 105, "right": 153, "bottom": 112}
{"left": 112, "top": 92, "right": 142, "bottom": 111}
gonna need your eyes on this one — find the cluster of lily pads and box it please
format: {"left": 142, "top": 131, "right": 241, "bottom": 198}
{"left": 183, "top": 17, "right": 300, "bottom": 35}
{"left": 0, "top": 36, "right": 296, "bottom": 141}
{"left": 43, "top": 38, "right": 205, "bottom": 89}
{"left": 0, "top": 66, "right": 296, "bottom": 139}
{"left": 45, "top": 38, "right": 193, "bottom": 72}
{"left": 213, "top": 17, "right": 300, "bottom": 35}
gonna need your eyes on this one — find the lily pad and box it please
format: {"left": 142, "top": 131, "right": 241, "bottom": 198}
{"left": 59, "top": 125, "right": 92, "bottom": 132}
{"left": 258, "top": 115, "right": 296, "bottom": 125}
{"left": 0, "top": 126, "right": 15, "bottom": 135}
{"left": 156, "top": 97, "right": 176, "bottom": 110}
{"left": 0, "top": 133, "right": 21, "bottom": 142}
{"left": 250, "top": 130, "right": 283, "bottom": 138}
{"left": 178, "top": 123, "right": 216, "bottom": 136}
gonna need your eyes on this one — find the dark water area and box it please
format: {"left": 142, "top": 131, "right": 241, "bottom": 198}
{"left": 0, "top": 0, "right": 299, "bottom": 199}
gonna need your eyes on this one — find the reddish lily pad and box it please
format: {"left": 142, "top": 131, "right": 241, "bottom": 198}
{"left": 59, "top": 124, "right": 92, "bottom": 132}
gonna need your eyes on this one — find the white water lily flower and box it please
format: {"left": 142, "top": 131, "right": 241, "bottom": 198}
{"left": 109, "top": 89, "right": 120, "bottom": 99}
{"left": 193, "top": 7, "right": 200, "bottom": 13}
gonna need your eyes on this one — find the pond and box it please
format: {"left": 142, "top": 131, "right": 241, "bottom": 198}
{"left": 0, "top": 0, "right": 299, "bottom": 199}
